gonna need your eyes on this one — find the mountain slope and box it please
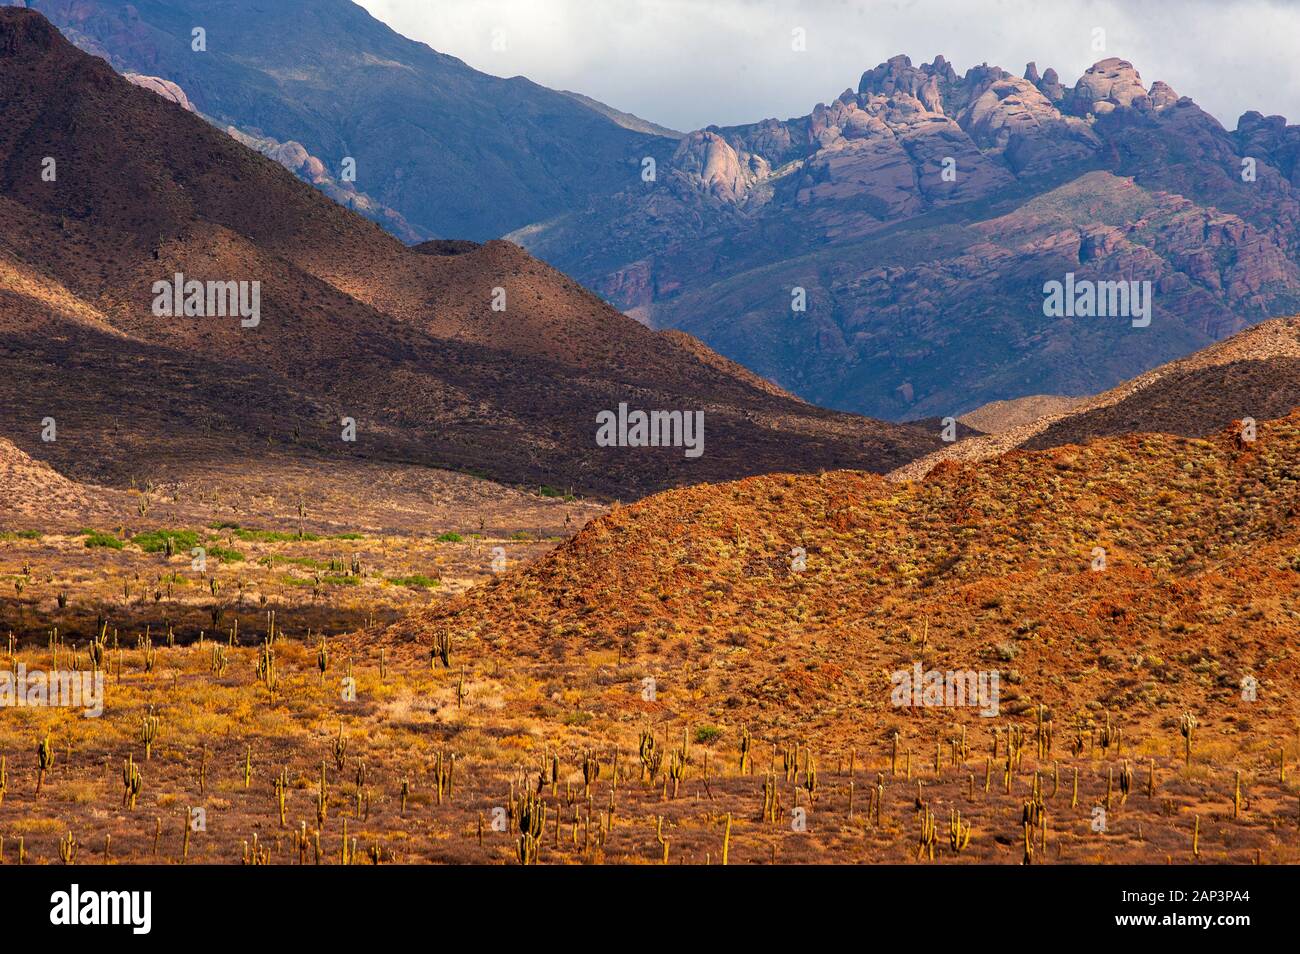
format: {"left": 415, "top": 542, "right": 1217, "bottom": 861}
{"left": 381, "top": 408, "right": 1300, "bottom": 742}
{"left": 0, "top": 8, "right": 940, "bottom": 498}
{"left": 514, "top": 56, "right": 1300, "bottom": 420}
{"left": 19, "top": 0, "right": 677, "bottom": 241}
{"left": 891, "top": 314, "right": 1300, "bottom": 479}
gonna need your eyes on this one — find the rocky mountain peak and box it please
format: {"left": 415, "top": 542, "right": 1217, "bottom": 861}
{"left": 1070, "top": 57, "right": 1148, "bottom": 114}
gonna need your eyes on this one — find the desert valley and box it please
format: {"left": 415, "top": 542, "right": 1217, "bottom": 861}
{"left": 0, "top": 1, "right": 1298, "bottom": 883}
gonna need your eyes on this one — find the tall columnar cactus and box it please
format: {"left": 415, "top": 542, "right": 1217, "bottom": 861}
{"left": 655, "top": 815, "right": 669, "bottom": 864}
{"left": 58, "top": 830, "right": 78, "bottom": 864}
{"left": 739, "top": 724, "right": 751, "bottom": 774}
{"left": 211, "top": 643, "right": 227, "bottom": 677}
{"left": 1180, "top": 712, "right": 1197, "bottom": 767}
{"left": 256, "top": 641, "right": 278, "bottom": 696}
{"left": 948, "top": 809, "right": 971, "bottom": 853}
{"left": 332, "top": 725, "right": 348, "bottom": 771}
{"left": 639, "top": 729, "right": 657, "bottom": 783}
{"left": 36, "top": 733, "right": 53, "bottom": 794}
{"left": 122, "top": 754, "right": 142, "bottom": 810}
{"left": 140, "top": 708, "right": 160, "bottom": 760}
{"left": 582, "top": 751, "right": 601, "bottom": 797}
{"left": 668, "top": 749, "right": 686, "bottom": 800}
{"left": 274, "top": 767, "right": 289, "bottom": 827}
{"left": 432, "top": 632, "right": 451, "bottom": 669}
{"left": 916, "top": 805, "right": 937, "bottom": 861}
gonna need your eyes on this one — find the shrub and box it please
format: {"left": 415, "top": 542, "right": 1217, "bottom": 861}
{"left": 206, "top": 545, "right": 245, "bottom": 563}
{"left": 694, "top": 725, "right": 723, "bottom": 744}
{"left": 131, "top": 529, "right": 200, "bottom": 553}
{"left": 83, "top": 529, "right": 124, "bottom": 550}
{"left": 387, "top": 575, "right": 440, "bottom": 589}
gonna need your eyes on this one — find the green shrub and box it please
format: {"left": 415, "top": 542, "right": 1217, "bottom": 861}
{"left": 83, "top": 529, "right": 124, "bottom": 550}
{"left": 232, "top": 527, "right": 320, "bottom": 543}
{"left": 130, "top": 529, "right": 200, "bottom": 553}
{"left": 436, "top": 532, "right": 462, "bottom": 543}
{"left": 387, "top": 575, "right": 440, "bottom": 589}
{"left": 205, "top": 545, "right": 245, "bottom": 563}
{"left": 694, "top": 725, "right": 723, "bottom": 744}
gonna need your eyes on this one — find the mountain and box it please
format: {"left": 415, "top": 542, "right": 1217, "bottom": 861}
{"left": 20, "top": 1, "right": 1300, "bottom": 424}
{"left": 13, "top": 0, "right": 679, "bottom": 241}
{"left": 892, "top": 314, "right": 1300, "bottom": 479}
{"left": 0, "top": 8, "right": 941, "bottom": 501}
{"left": 512, "top": 55, "right": 1300, "bottom": 420}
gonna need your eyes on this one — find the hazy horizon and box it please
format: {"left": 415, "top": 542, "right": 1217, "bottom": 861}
{"left": 358, "top": 0, "right": 1300, "bottom": 133}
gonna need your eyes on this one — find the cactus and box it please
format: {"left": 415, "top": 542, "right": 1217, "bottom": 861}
{"left": 639, "top": 729, "right": 658, "bottom": 783}
{"left": 432, "top": 751, "right": 454, "bottom": 805}
{"left": 58, "top": 830, "right": 78, "bottom": 864}
{"left": 332, "top": 725, "right": 348, "bottom": 771}
{"left": 210, "top": 643, "right": 227, "bottom": 677}
{"left": 317, "top": 761, "right": 329, "bottom": 827}
{"left": 721, "top": 812, "right": 731, "bottom": 866}
{"left": 655, "top": 815, "right": 669, "bottom": 863}
{"left": 431, "top": 632, "right": 451, "bottom": 669}
{"left": 274, "top": 767, "right": 289, "bottom": 827}
{"left": 916, "top": 805, "right": 937, "bottom": 861}
{"left": 1097, "top": 710, "right": 1120, "bottom": 754}
{"left": 1179, "top": 712, "right": 1197, "bottom": 766}
{"left": 0, "top": 755, "right": 6, "bottom": 806}
{"left": 762, "top": 772, "right": 779, "bottom": 824}
{"left": 317, "top": 636, "right": 329, "bottom": 683}
{"left": 456, "top": 665, "right": 469, "bottom": 708}
{"left": 582, "top": 751, "right": 601, "bottom": 797}
{"left": 122, "top": 754, "right": 142, "bottom": 810}
{"left": 668, "top": 748, "right": 686, "bottom": 799}
{"left": 804, "top": 756, "right": 819, "bottom": 801}
{"left": 739, "top": 724, "right": 751, "bottom": 774}
{"left": 140, "top": 707, "right": 160, "bottom": 760}
{"left": 948, "top": 808, "right": 971, "bottom": 853}
{"left": 256, "top": 641, "right": 278, "bottom": 696}
{"left": 36, "top": 733, "right": 53, "bottom": 794}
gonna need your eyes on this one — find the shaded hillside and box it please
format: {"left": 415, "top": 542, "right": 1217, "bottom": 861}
{"left": 892, "top": 315, "right": 1300, "bottom": 479}
{"left": 0, "top": 9, "right": 940, "bottom": 498}
{"left": 21, "top": 0, "right": 676, "bottom": 241}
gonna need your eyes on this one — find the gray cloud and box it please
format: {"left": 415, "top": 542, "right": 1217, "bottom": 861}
{"left": 358, "top": 0, "right": 1300, "bottom": 132}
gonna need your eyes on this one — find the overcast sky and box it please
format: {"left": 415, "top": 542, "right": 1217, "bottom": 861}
{"left": 356, "top": 0, "right": 1300, "bottom": 133}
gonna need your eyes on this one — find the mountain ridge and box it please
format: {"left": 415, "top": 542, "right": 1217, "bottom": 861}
{"left": 0, "top": 7, "right": 942, "bottom": 501}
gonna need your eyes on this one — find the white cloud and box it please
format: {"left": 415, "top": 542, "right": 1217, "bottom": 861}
{"left": 357, "top": 0, "right": 1300, "bottom": 131}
